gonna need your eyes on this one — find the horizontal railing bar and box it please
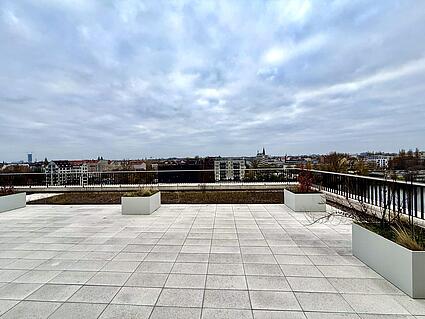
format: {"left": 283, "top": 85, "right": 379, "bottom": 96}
{"left": 308, "top": 169, "right": 425, "bottom": 186}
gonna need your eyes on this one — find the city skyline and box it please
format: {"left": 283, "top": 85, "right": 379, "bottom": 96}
{"left": 1, "top": 0, "right": 425, "bottom": 162}
{"left": 3, "top": 147, "right": 416, "bottom": 164}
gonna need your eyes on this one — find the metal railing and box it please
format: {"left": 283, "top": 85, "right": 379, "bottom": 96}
{"left": 308, "top": 169, "right": 425, "bottom": 221}
{"left": 0, "top": 168, "right": 297, "bottom": 187}
{"left": 1, "top": 168, "right": 424, "bottom": 220}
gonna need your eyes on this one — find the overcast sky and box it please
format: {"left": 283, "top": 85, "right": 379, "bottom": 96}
{"left": 1, "top": 0, "right": 425, "bottom": 161}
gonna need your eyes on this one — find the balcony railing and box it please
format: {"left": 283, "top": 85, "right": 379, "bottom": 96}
{"left": 1, "top": 168, "right": 424, "bottom": 220}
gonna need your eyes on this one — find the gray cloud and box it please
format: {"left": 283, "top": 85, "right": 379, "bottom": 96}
{"left": 1, "top": 0, "right": 425, "bottom": 161}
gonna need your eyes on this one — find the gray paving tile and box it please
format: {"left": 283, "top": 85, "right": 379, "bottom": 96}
{"left": 295, "top": 292, "right": 354, "bottom": 313}
{"left": 3, "top": 259, "right": 45, "bottom": 270}
{"left": 342, "top": 294, "right": 410, "bottom": 315}
{"left": 275, "top": 255, "right": 313, "bottom": 265}
{"left": 36, "top": 259, "right": 76, "bottom": 271}
{"left": 202, "top": 308, "right": 253, "bottom": 319}
{"left": 204, "top": 289, "right": 251, "bottom": 309}
{"left": 151, "top": 245, "right": 182, "bottom": 253}
{"left": 241, "top": 247, "right": 272, "bottom": 255}
{"left": 101, "top": 261, "right": 141, "bottom": 272}
{"left": 208, "top": 263, "right": 245, "bottom": 275}
{"left": 1, "top": 301, "right": 61, "bottom": 319}
{"left": 253, "top": 310, "right": 307, "bottom": 318}
{"left": 171, "top": 262, "right": 208, "bottom": 274}
{"left": 49, "top": 302, "right": 107, "bottom": 319}
{"left": 209, "top": 253, "right": 242, "bottom": 263}
{"left": 280, "top": 265, "right": 324, "bottom": 277}
{"left": 181, "top": 245, "right": 211, "bottom": 253}
{"left": 0, "top": 269, "right": 27, "bottom": 282}
{"left": 271, "top": 246, "right": 305, "bottom": 255}
{"left": 13, "top": 270, "right": 61, "bottom": 284}
{"left": 69, "top": 285, "right": 120, "bottom": 303}
{"left": 0, "top": 300, "right": 19, "bottom": 316}
{"left": 359, "top": 315, "right": 414, "bottom": 319}
{"left": 165, "top": 274, "right": 206, "bottom": 288}
{"left": 287, "top": 277, "right": 337, "bottom": 293}
{"left": 66, "top": 260, "right": 108, "bottom": 272}
{"left": 112, "top": 252, "right": 147, "bottom": 261}
{"left": 100, "top": 304, "right": 152, "bottom": 319}
{"left": 49, "top": 271, "right": 95, "bottom": 284}
{"left": 112, "top": 287, "right": 161, "bottom": 305}
{"left": 250, "top": 291, "right": 301, "bottom": 311}
{"left": 136, "top": 261, "right": 173, "bottom": 273}
{"left": 328, "top": 278, "right": 403, "bottom": 294}
{"left": 86, "top": 271, "right": 131, "bottom": 286}
{"left": 304, "top": 313, "right": 359, "bottom": 319}
{"left": 206, "top": 274, "right": 247, "bottom": 290}
{"left": 318, "top": 266, "right": 380, "bottom": 279}
{"left": 308, "top": 255, "right": 357, "bottom": 266}
{"left": 394, "top": 296, "right": 425, "bottom": 316}
{"left": 26, "top": 283, "right": 81, "bottom": 301}
{"left": 157, "top": 288, "right": 204, "bottom": 308}
{"left": 0, "top": 282, "right": 42, "bottom": 300}
{"left": 176, "top": 253, "right": 209, "bottom": 263}
{"left": 124, "top": 244, "right": 154, "bottom": 253}
{"left": 243, "top": 254, "right": 277, "bottom": 264}
{"left": 245, "top": 264, "right": 283, "bottom": 276}
{"left": 150, "top": 306, "right": 201, "bottom": 319}
{"left": 145, "top": 252, "right": 179, "bottom": 262}
{"left": 247, "top": 275, "right": 291, "bottom": 291}
{"left": 125, "top": 272, "right": 168, "bottom": 287}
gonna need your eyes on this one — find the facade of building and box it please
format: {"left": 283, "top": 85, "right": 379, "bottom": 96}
{"left": 45, "top": 161, "right": 88, "bottom": 186}
{"left": 214, "top": 159, "right": 246, "bottom": 181}
{"left": 27, "top": 153, "right": 33, "bottom": 164}
{"left": 366, "top": 155, "right": 393, "bottom": 168}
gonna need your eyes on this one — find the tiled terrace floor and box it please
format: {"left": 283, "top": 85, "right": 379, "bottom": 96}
{"left": 0, "top": 204, "right": 424, "bottom": 318}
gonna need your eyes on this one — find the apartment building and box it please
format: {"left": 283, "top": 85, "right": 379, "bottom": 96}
{"left": 366, "top": 155, "right": 393, "bottom": 168}
{"left": 45, "top": 160, "right": 88, "bottom": 186}
{"left": 214, "top": 159, "right": 246, "bottom": 181}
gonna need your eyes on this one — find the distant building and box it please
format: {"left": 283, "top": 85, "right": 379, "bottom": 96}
{"left": 366, "top": 155, "right": 393, "bottom": 168}
{"left": 45, "top": 160, "right": 88, "bottom": 186}
{"left": 27, "top": 153, "right": 33, "bottom": 163}
{"left": 214, "top": 159, "right": 246, "bottom": 181}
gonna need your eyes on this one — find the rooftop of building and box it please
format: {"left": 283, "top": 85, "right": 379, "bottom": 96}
{"left": 0, "top": 203, "right": 423, "bottom": 318}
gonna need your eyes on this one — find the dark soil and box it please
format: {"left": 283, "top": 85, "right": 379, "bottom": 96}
{"left": 28, "top": 190, "right": 284, "bottom": 205}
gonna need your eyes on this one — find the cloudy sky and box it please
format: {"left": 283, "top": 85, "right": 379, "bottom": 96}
{"left": 1, "top": 0, "right": 425, "bottom": 161}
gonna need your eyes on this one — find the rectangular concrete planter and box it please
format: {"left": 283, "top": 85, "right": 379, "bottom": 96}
{"left": 121, "top": 192, "right": 161, "bottom": 215}
{"left": 284, "top": 189, "right": 326, "bottom": 212}
{"left": 352, "top": 223, "right": 425, "bottom": 298}
{"left": 0, "top": 192, "right": 26, "bottom": 213}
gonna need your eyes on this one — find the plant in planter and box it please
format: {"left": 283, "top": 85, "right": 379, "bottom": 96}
{"left": 121, "top": 188, "right": 161, "bottom": 215}
{"left": 0, "top": 186, "right": 15, "bottom": 197}
{"left": 306, "top": 172, "right": 425, "bottom": 298}
{"left": 284, "top": 169, "right": 326, "bottom": 212}
{"left": 0, "top": 186, "right": 26, "bottom": 213}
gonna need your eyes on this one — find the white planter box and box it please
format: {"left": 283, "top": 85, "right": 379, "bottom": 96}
{"left": 0, "top": 193, "right": 26, "bottom": 213}
{"left": 284, "top": 189, "right": 326, "bottom": 212}
{"left": 352, "top": 223, "right": 425, "bottom": 298}
{"left": 121, "top": 192, "right": 161, "bottom": 215}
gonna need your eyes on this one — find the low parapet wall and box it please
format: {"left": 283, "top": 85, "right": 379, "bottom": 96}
{"left": 18, "top": 182, "right": 296, "bottom": 193}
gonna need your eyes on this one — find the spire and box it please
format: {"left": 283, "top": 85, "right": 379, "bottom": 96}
{"left": 262, "top": 147, "right": 265, "bottom": 156}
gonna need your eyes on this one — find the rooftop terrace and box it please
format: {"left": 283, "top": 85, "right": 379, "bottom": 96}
{"left": 0, "top": 204, "right": 424, "bottom": 318}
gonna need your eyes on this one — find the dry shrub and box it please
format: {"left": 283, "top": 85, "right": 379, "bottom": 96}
{"left": 392, "top": 225, "right": 424, "bottom": 251}
{"left": 126, "top": 188, "right": 158, "bottom": 197}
